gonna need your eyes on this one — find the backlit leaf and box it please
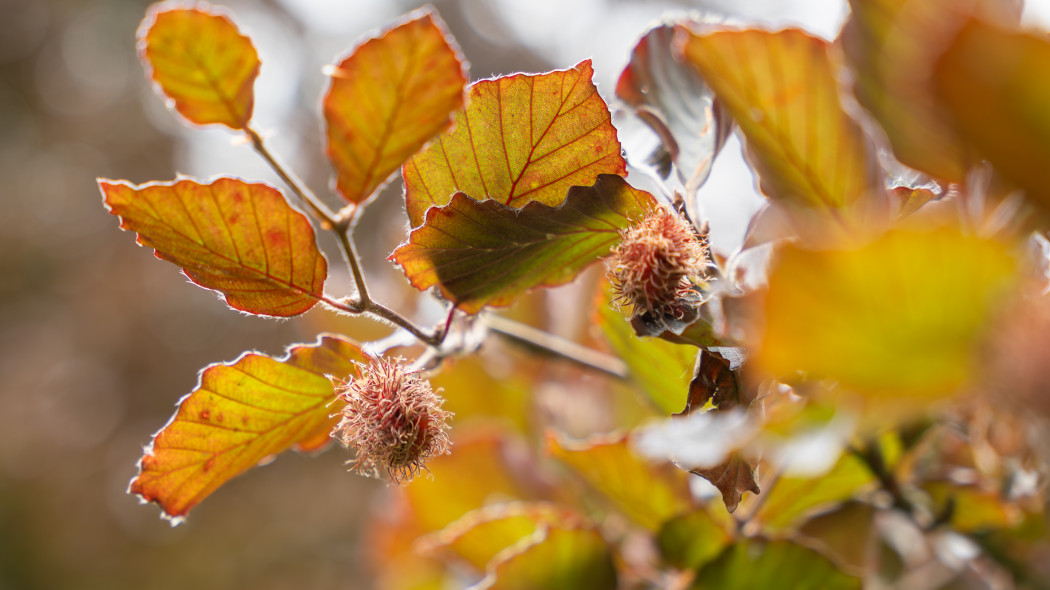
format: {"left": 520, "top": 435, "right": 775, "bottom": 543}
{"left": 934, "top": 19, "right": 1050, "bottom": 209}
{"left": 478, "top": 526, "right": 618, "bottom": 590}
{"left": 392, "top": 175, "right": 656, "bottom": 314}
{"left": 548, "top": 432, "right": 693, "bottom": 531}
{"left": 403, "top": 60, "right": 627, "bottom": 226}
{"left": 656, "top": 509, "right": 732, "bottom": 570}
{"left": 677, "top": 27, "right": 879, "bottom": 226}
{"left": 754, "top": 226, "right": 1018, "bottom": 399}
{"left": 99, "top": 177, "right": 327, "bottom": 317}
{"left": 749, "top": 451, "right": 874, "bottom": 532}
{"left": 796, "top": 501, "right": 878, "bottom": 577}
{"left": 691, "top": 539, "right": 860, "bottom": 590}
{"left": 129, "top": 335, "right": 363, "bottom": 520}
{"left": 841, "top": 0, "right": 1021, "bottom": 182}
{"left": 616, "top": 23, "right": 732, "bottom": 205}
{"left": 418, "top": 502, "right": 577, "bottom": 571}
{"left": 402, "top": 430, "right": 539, "bottom": 532}
{"left": 324, "top": 10, "right": 466, "bottom": 204}
{"left": 139, "top": 4, "right": 259, "bottom": 129}
{"left": 595, "top": 282, "right": 696, "bottom": 414}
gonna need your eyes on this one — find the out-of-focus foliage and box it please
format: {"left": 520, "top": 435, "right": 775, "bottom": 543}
{"left": 24, "top": 0, "right": 1048, "bottom": 588}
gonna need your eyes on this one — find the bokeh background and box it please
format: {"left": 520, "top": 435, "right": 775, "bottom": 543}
{"left": 2, "top": 0, "right": 1049, "bottom": 588}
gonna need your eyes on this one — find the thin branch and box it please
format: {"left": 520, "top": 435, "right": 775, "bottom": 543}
{"left": 334, "top": 223, "right": 371, "bottom": 305}
{"left": 245, "top": 126, "right": 339, "bottom": 228}
{"left": 484, "top": 314, "right": 628, "bottom": 381}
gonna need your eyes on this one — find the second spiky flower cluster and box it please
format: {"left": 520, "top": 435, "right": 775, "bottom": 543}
{"left": 607, "top": 207, "right": 709, "bottom": 320}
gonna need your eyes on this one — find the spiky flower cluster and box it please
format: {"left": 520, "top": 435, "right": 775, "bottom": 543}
{"left": 332, "top": 357, "right": 452, "bottom": 484}
{"left": 607, "top": 207, "right": 709, "bottom": 319}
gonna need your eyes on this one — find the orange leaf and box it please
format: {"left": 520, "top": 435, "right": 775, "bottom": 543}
{"left": 677, "top": 27, "right": 879, "bottom": 228}
{"left": 129, "top": 335, "right": 364, "bottom": 521}
{"left": 934, "top": 19, "right": 1050, "bottom": 209}
{"left": 324, "top": 9, "right": 466, "bottom": 204}
{"left": 138, "top": 4, "right": 260, "bottom": 129}
{"left": 841, "top": 0, "right": 1020, "bottom": 182}
{"left": 403, "top": 59, "right": 626, "bottom": 226}
{"left": 392, "top": 175, "right": 655, "bottom": 314}
{"left": 99, "top": 177, "right": 327, "bottom": 317}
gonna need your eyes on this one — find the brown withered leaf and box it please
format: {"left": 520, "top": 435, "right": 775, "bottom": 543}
{"left": 679, "top": 348, "right": 746, "bottom": 415}
{"left": 690, "top": 451, "right": 761, "bottom": 513}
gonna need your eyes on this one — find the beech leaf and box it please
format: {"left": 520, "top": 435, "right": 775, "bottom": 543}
{"left": 99, "top": 177, "right": 327, "bottom": 317}
{"left": 841, "top": 0, "right": 1021, "bottom": 182}
{"left": 403, "top": 59, "right": 627, "bottom": 226}
{"left": 129, "top": 335, "right": 364, "bottom": 521}
{"left": 690, "top": 452, "right": 760, "bottom": 513}
{"left": 547, "top": 432, "right": 693, "bottom": 531}
{"left": 754, "top": 226, "right": 1018, "bottom": 401}
{"left": 934, "top": 19, "right": 1050, "bottom": 209}
{"left": 616, "top": 23, "right": 732, "bottom": 204}
{"left": 324, "top": 9, "right": 466, "bottom": 204}
{"left": 691, "top": 539, "right": 860, "bottom": 590}
{"left": 478, "top": 525, "right": 618, "bottom": 590}
{"left": 677, "top": 27, "right": 879, "bottom": 224}
{"left": 391, "top": 175, "right": 656, "bottom": 314}
{"left": 596, "top": 283, "right": 696, "bottom": 415}
{"left": 138, "top": 4, "right": 260, "bottom": 129}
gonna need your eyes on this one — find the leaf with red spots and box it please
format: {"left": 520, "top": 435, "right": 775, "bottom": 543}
{"left": 677, "top": 27, "right": 880, "bottom": 232}
{"left": 99, "top": 177, "right": 327, "bottom": 317}
{"left": 324, "top": 9, "right": 466, "bottom": 204}
{"left": 402, "top": 59, "right": 627, "bottom": 226}
{"left": 129, "top": 335, "right": 364, "bottom": 521}
{"left": 138, "top": 4, "right": 260, "bottom": 129}
{"left": 391, "top": 175, "right": 656, "bottom": 314}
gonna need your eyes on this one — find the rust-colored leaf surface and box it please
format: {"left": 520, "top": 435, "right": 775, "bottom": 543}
{"left": 139, "top": 4, "right": 260, "bottom": 129}
{"left": 934, "top": 19, "right": 1050, "bottom": 209}
{"left": 677, "top": 27, "right": 879, "bottom": 223}
{"left": 690, "top": 452, "right": 760, "bottom": 513}
{"left": 324, "top": 9, "right": 466, "bottom": 204}
{"left": 129, "top": 335, "right": 363, "bottom": 521}
{"left": 403, "top": 60, "right": 626, "bottom": 226}
{"left": 392, "top": 175, "right": 656, "bottom": 314}
{"left": 99, "top": 177, "right": 327, "bottom": 317}
{"left": 841, "top": 0, "right": 1021, "bottom": 182}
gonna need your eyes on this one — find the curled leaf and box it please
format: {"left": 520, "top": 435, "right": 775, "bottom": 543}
{"left": 392, "top": 175, "right": 656, "bottom": 314}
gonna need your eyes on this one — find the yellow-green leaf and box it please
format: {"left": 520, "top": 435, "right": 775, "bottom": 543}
{"left": 129, "top": 335, "right": 363, "bottom": 521}
{"left": 139, "top": 4, "right": 260, "bottom": 129}
{"left": 691, "top": 539, "right": 860, "bottom": 590}
{"left": 403, "top": 59, "right": 626, "bottom": 226}
{"left": 754, "top": 226, "right": 1018, "bottom": 399}
{"left": 677, "top": 27, "right": 879, "bottom": 225}
{"left": 99, "top": 177, "right": 328, "bottom": 317}
{"left": 547, "top": 432, "right": 693, "bottom": 531}
{"left": 480, "top": 526, "right": 618, "bottom": 590}
{"left": 324, "top": 9, "right": 466, "bottom": 204}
